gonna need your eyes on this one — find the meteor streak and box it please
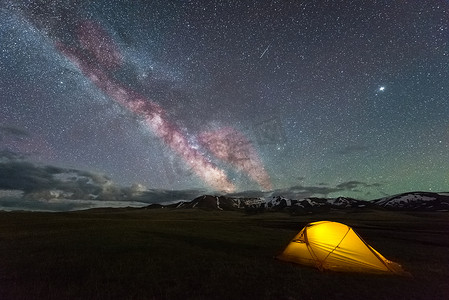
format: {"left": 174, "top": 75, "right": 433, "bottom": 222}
{"left": 259, "top": 44, "right": 271, "bottom": 59}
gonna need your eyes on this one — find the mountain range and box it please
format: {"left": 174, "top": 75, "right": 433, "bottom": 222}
{"left": 145, "top": 191, "right": 449, "bottom": 213}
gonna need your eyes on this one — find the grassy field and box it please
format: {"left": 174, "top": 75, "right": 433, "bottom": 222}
{"left": 0, "top": 208, "right": 448, "bottom": 299}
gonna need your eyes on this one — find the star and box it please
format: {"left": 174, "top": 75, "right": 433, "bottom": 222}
{"left": 1, "top": 0, "right": 447, "bottom": 204}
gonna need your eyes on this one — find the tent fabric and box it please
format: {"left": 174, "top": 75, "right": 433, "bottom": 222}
{"left": 277, "top": 221, "right": 407, "bottom": 275}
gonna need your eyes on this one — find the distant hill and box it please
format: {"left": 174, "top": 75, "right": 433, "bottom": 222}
{"left": 371, "top": 191, "right": 449, "bottom": 211}
{"left": 145, "top": 191, "right": 449, "bottom": 213}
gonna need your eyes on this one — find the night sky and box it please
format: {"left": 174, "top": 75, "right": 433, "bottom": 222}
{"left": 1, "top": 0, "right": 448, "bottom": 210}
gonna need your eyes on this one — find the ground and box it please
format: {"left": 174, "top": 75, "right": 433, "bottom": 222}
{"left": 0, "top": 208, "right": 448, "bottom": 299}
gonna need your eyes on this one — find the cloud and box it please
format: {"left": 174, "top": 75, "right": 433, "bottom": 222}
{"left": 0, "top": 160, "right": 57, "bottom": 192}
{"left": 271, "top": 185, "right": 342, "bottom": 199}
{"left": 149, "top": 181, "right": 384, "bottom": 202}
{"left": 336, "top": 181, "right": 365, "bottom": 190}
{"left": 336, "top": 181, "right": 382, "bottom": 190}
{"left": 0, "top": 196, "right": 147, "bottom": 212}
{"left": 0, "top": 156, "right": 110, "bottom": 198}
{"left": 0, "top": 149, "right": 26, "bottom": 161}
{"left": 275, "top": 181, "right": 383, "bottom": 199}
{"left": 0, "top": 186, "right": 206, "bottom": 212}
{"left": 0, "top": 151, "right": 207, "bottom": 210}
{"left": 229, "top": 181, "right": 385, "bottom": 200}
{"left": 228, "top": 183, "right": 358, "bottom": 200}
{"left": 0, "top": 196, "right": 89, "bottom": 211}
{"left": 132, "top": 188, "right": 205, "bottom": 204}
{"left": 0, "top": 153, "right": 111, "bottom": 200}
{"left": 227, "top": 190, "right": 269, "bottom": 198}
{"left": 0, "top": 149, "right": 384, "bottom": 211}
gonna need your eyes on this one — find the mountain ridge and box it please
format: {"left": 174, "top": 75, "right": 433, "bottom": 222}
{"left": 146, "top": 191, "right": 449, "bottom": 212}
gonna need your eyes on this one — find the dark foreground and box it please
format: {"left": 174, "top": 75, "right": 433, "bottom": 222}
{"left": 0, "top": 209, "right": 448, "bottom": 300}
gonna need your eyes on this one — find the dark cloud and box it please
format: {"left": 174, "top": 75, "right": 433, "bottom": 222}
{"left": 228, "top": 183, "right": 358, "bottom": 200}
{"left": 259, "top": 181, "right": 384, "bottom": 200}
{"left": 0, "top": 196, "right": 90, "bottom": 212}
{"left": 227, "top": 190, "right": 269, "bottom": 198}
{"left": 0, "top": 148, "right": 384, "bottom": 211}
{"left": 271, "top": 185, "right": 342, "bottom": 199}
{"left": 0, "top": 185, "right": 205, "bottom": 212}
{"left": 0, "top": 158, "right": 109, "bottom": 198}
{"left": 0, "top": 152, "right": 205, "bottom": 210}
{"left": 336, "top": 181, "right": 365, "bottom": 190}
{"left": 133, "top": 188, "right": 205, "bottom": 204}
{"left": 0, "top": 160, "right": 56, "bottom": 192}
{"left": 336, "top": 181, "right": 383, "bottom": 190}
{"left": 0, "top": 149, "right": 26, "bottom": 161}
{"left": 0, "top": 158, "right": 110, "bottom": 200}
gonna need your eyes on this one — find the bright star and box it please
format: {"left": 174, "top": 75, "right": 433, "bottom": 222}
{"left": 379, "top": 86, "right": 385, "bottom": 92}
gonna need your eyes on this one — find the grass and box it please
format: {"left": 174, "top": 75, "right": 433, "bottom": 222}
{"left": 0, "top": 209, "right": 448, "bottom": 299}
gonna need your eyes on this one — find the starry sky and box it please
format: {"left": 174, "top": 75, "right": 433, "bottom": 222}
{"left": 1, "top": 0, "right": 448, "bottom": 210}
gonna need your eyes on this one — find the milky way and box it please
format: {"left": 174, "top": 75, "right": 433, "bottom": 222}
{"left": 1, "top": 0, "right": 448, "bottom": 201}
{"left": 54, "top": 20, "right": 246, "bottom": 192}
{"left": 199, "top": 127, "right": 272, "bottom": 190}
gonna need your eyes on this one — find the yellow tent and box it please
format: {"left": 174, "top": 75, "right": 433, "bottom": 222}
{"left": 277, "top": 221, "right": 408, "bottom": 275}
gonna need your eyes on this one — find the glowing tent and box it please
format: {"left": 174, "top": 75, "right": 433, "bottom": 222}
{"left": 277, "top": 221, "right": 407, "bottom": 275}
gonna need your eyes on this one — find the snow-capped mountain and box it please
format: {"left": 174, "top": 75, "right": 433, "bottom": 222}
{"left": 151, "top": 191, "right": 449, "bottom": 212}
{"left": 263, "top": 196, "right": 372, "bottom": 213}
{"left": 182, "top": 195, "right": 262, "bottom": 210}
{"left": 371, "top": 191, "right": 449, "bottom": 211}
